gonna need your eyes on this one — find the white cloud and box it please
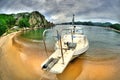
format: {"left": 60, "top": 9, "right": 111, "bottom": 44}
{"left": 50, "top": 13, "right": 68, "bottom": 23}
{"left": 0, "top": 0, "right": 120, "bottom": 23}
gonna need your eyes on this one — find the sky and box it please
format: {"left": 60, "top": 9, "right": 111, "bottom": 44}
{"left": 0, "top": 0, "right": 120, "bottom": 23}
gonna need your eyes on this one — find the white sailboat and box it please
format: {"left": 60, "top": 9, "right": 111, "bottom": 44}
{"left": 41, "top": 15, "right": 89, "bottom": 74}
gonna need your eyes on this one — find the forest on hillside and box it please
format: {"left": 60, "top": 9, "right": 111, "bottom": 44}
{"left": 0, "top": 11, "right": 54, "bottom": 36}
{"left": 60, "top": 21, "right": 120, "bottom": 31}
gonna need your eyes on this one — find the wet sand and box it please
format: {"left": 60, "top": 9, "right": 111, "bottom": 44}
{"left": 0, "top": 32, "right": 57, "bottom": 80}
{"left": 0, "top": 32, "right": 120, "bottom": 80}
{"left": 57, "top": 56, "right": 120, "bottom": 80}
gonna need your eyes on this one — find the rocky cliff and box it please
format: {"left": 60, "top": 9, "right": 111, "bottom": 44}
{"left": 29, "top": 11, "right": 48, "bottom": 28}
{"left": 0, "top": 11, "right": 54, "bottom": 36}
{"left": 14, "top": 11, "right": 53, "bottom": 28}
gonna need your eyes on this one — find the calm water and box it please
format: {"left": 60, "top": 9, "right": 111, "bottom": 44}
{"left": 21, "top": 28, "right": 45, "bottom": 40}
{"left": 5, "top": 25, "right": 120, "bottom": 80}
{"left": 21, "top": 25, "right": 120, "bottom": 80}
{"left": 54, "top": 25, "right": 120, "bottom": 80}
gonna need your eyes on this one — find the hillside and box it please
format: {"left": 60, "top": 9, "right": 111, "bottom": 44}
{"left": 0, "top": 11, "right": 54, "bottom": 36}
{"left": 59, "top": 21, "right": 120, "bottom": 31}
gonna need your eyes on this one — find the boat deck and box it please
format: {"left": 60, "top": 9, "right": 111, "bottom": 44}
{"left": 50, "top": 49, "right": 75, "bottom": 73}
{"left": 41, "top": 49, "right": 75, "bottom": 74}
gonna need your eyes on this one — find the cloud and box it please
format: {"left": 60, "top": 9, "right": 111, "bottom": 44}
{"left": 0, "top": 0, "right": 120, "bottom": 23}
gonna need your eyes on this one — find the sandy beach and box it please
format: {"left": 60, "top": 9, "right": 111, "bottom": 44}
{"left": 1, "top": 27, "right": 120, "bottom": 80}
{"left": 0, "top": 32, "right": 57, "bottom": 80}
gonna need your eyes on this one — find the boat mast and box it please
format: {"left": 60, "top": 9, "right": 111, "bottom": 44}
{"left": 57, "top": 30, "right": 64, "bottom": 64}
{"left": 72, "top": 14, "right": 75, "bottom": 26}
{"left": 72, "top": 14, "right": 75, "bottom": 43}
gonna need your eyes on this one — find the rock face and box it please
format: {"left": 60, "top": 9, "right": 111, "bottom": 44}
{"left": 29, "top": 11, "right": 48, "bottom": 28}
{"left": 14, "top": 11, "right": 53, "bottom": 28}
{"left": 0, "top": 11, "right": 54, "bottom": 36}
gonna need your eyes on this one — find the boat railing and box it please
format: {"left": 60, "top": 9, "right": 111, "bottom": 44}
{"left": 42, "top": 29, "right": 49, "bottom": 57}
{"left": 61, "top": 27, "right": 84, "bottom": 35}
{"left": 42, "top": 29, "right": 64, "bottom": 64}
{"left": 42, "top": 29, "right": 58, "bottom": 57}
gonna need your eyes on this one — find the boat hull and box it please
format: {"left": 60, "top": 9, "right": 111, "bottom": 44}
{"left": 41, "top": 26, "right": 89, "bottom": 74}
{"left": 71, "top": 39, "right": 89, "bottom": 60}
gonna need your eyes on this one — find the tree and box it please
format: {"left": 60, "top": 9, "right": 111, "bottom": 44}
{"left": 110, "top": 24, "right": 120, "bottom": 30}
{"left": 0, "top": 25, "right": 7, "bottom": 36}
{"left": 18, "top": 18, "right": 30, "bottom": 28}
{"left": 6, "top": 15, "right": 16, "bottom": 28}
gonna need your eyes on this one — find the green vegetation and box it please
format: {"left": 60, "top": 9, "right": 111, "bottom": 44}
{"left": 60, "top": 21, "right": 120, "bottom": 31}
{"left": 0, "top": 25, "right": 7, "bottom": 36}
{"left": 0, "top": 14, "right": 15, "bottom": 36}
{"left": 60, "top": 21, "right": 112, "bottom": 27}
{"left": 18, "top": 17, "right": 30, "bottom": 28}
{"left": 110, "top": 24, "right": 120, "bottom": 30}
{"left": 0, "top": 11, "right": 54, "bottom": 36}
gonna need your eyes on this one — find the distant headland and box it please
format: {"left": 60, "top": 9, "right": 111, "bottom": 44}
{"left": 0, "top": 11, "right": 54, "bottom": 36}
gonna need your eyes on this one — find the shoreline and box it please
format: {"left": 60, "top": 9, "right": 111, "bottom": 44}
{"left": 106, "top": 27, "right": 120, "bottom": 33}
{"left": 0, "top": 31, "right": 57, "bottom": 80}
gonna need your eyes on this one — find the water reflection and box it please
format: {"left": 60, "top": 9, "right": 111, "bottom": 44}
{"left": 21, "top": 28, "right": 45, "bottom": 40}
